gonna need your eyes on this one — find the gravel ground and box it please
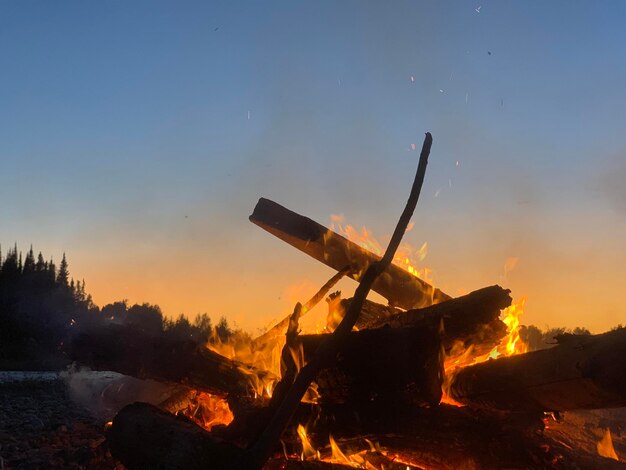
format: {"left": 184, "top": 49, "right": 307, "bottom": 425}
{"left": 0, "top": 374, "right": 122, "bottom": 469}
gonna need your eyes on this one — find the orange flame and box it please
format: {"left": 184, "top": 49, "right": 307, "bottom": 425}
{"left": 442, "top": 298, "right": 528, "bottom": 405}
{"left": 597, "top": 429, "right": 619, "bottom": 461}
{"left": 330, "top": 214, "right": 432, "bottom": 284}
{"left": 206, "top": 328, "right": 281, "bottom": 399}
{"left": 297, "top": 424, "right": 320, "bottom": 461}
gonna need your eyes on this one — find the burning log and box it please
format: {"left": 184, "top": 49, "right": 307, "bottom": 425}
{"left": 298, "top": 325, "right": 443, "bottom": 406}
{"left": 249, "top": 198, "right": 450, "bottom": 309}
{"left": 360, "top": 285, "right": 511, "bottom": 353}
{"left": 69, "top": 325, "right": 268, "bottom": 399}
{"left": 450, "top": 328, "right": 626, "bottom": 412}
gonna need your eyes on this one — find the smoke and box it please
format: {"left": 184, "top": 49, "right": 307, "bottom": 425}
{"left": 61, "top": 365, "right": 179, "bottom": 421}
{"left": 597, "top": 153, "right": 626, "bottom": 217}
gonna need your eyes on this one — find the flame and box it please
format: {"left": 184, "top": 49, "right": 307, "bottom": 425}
{"left": 297, "top": 424, "right": 320, "bottom": 460}
{"left": 206, "top": 328, "right": 281, "bottom": 399}
{"left": 442, "top": 298, "right": 528, "bottom": 405}
{"left": 330, "top": 215, "right": 432, "bottom": 283}
{"left": 329, "top": 435, "right": 353, "bottom": 465}
{"left": 501, "top": 298, "right": 528, "bottom": 356}
{"left": 597, "top": 429, "right": 619, "bottom": 460}
{"left": 296, "top": 429, "right": 425, "bottom": 469}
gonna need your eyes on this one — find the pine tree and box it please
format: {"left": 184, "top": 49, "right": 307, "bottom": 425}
{"left": 36, "top": 252, "right": 45, "bottom": 272}
{"left": 57, "top": 253, "right": 69, "bottom": 287}
{"left": 23, "top": 246, "right": 35, "bottom": 275}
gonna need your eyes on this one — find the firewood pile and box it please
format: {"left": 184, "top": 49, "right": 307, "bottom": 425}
{"left": 68, "top": 134, "right": 626, "bottom": 469}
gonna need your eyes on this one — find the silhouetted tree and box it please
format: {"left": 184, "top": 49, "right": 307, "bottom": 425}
{"left": 216, "top": 316, "right": 233, "bottom": 342}
{"left": 57, "top": 253, "right": 69, "bottom": 287}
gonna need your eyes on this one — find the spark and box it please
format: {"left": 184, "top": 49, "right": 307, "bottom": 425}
{"left": 410, "top": 143, "right": 416, "bottom": 151}
{"left": 434, "top": 188, "right": 442, "bottom": 198}
{"left": 475, "top": 5, "right": 482, "bottom": 13}
{"left": 456, "top": 160, "right": 460, "bottom": 166}
{"left": 465, "top": 92, "right": 469, "bottom": 104}
{"left": 247, "top": 110, "right": 251, "bottom": 120}
{"left": 410, "top": 75, "right": 415, "bottom": 82}
{"left": 439, "top": 89, "right": 444, "bottom": 93}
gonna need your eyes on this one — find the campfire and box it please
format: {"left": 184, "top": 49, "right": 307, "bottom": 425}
{"left": 68, "top": 134, "right": 626, "bottom": 469}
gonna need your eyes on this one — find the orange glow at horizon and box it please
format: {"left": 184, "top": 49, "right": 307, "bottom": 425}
{"left": 65, "top": 208, "right": 626, "bottom": 335}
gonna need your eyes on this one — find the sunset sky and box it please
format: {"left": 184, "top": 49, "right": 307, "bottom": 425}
{"left": 1, "top": 1, "right": 625, "bottom": 333}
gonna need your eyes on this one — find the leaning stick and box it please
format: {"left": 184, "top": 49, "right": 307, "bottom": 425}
{"left": 244, "top": 132, "right": 434, "bottom": 469}
{"left": 251, "top": 267, "right": 350, "bottom": 350}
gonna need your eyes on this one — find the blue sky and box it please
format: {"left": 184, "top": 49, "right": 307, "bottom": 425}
{"left": 1, "top": 1, "right": 625, "bottom": 332}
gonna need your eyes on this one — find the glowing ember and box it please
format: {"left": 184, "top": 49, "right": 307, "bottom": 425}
{"left": 178, "top": 392, "right": 234, "bottom": 431}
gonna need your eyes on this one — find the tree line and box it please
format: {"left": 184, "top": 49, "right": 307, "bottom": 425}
{"left": 0, "top": 245, "right": 234, "bottom": 363}
{"left": 1, "top": 244, "right": 620, "bottom": 364}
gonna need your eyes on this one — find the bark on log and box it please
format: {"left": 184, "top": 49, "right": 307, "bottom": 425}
{"left": 450, "top": 328, "right": 626, "bottom": 411}
{"left": 366, "top": 285, "right": 511, "bottom": 353}
{"left": 297, "top": 325, "right": 443, "bottom": 406}
{"left": 332, "top": 286, "right": 510, "bottom": 354}
{"left": 249, "top": 198, "right": 450, "bottom": 309}
{"left": 68, "top": 325, "right": 268, "bottom": 398}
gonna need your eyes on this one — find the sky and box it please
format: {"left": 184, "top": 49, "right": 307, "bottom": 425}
{"left": 1, "top": 1, "right": 625, "bottom": 333}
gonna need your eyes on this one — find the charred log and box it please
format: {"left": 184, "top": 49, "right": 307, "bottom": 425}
{"left": 450, "top": 327, "right": 626, "bottom": 411}
{"left": 68, "top": 325, "right": 268, "bottom": 399}
{"left": 298, "top": 325, "right": 443, "bottom": 406}
{"left": 108, "top": 402, "right": 244, "bottom": 470}
{"left": 369, "top": 285, "right": 510, "bottom": 353}
{"left": 249, "top": 198, "right": 450, "bottom": 309}
{"left": 335, "top": 285, "right": 510, "bottom": 354}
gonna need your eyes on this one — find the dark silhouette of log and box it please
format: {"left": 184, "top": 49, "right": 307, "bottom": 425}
{"left": 249, "top": 198, "right": 450, "bottom": 310}
{"left": 365, "top": 285, "right": 511, "bottom": 353}
{"left": 327, "top": 286, "right": 509, "bottom": 356}
{"left": 450, "top": 328, "right": 626, "bottom": 411}
{"left": 68, "top": 325, "right": 269, "bottom": 398}
{"left": 108, "top": 402, "right": 243, "bottom": 470}
{"left": 108, "top": 403, "right": 415, "bottom": 470}
{"left": 298, "top": 325, "right": 443, "bottom": 406}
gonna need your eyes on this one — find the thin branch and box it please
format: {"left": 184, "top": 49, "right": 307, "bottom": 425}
{"left": 251, "top": 267, "right": 350, "bottom": 350}
{"left": 244, "top": 132, "right": 434, "bottom": 469}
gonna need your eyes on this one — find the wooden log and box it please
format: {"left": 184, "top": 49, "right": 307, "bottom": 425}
{"left": 108, "top": 402, "right": 244, "bottom": 470}
{"left": 249, "top": 198, "right": 450, "bottom": 309}
{"left": 297, "top": 325, "right": 443, "bottom": 406}
{"left": 68, "top": 325, "right": 270, "bottom": 399}
{"left": 333, "top": 286, "right": 510, "bottom": 354}
{"left": 109, "top": 403, "right": 404, "bottom": 470}
{"left": 450, "top": 328, "right": 626, "bottom": 412}
{"left": 366, "top": 285, "right": 511, "bottom": 353}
